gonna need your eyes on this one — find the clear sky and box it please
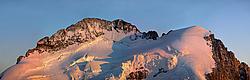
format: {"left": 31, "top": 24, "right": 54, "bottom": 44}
{"left": 0, "top": 0, "right": 250, "bottom": 73}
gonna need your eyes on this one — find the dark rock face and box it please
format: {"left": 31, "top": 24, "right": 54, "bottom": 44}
{"left": 205, "top": 34, "right": 250, "bottom": 80}
{"left": 112, "top": 19, "right": 140, "bottom": 33}
{"left": 16, "top": 18, "right": 140, "bottom": 64}
{"left": 16, "top": 56, "right": 25, "bottom": 64}
{"left": 161, "top": 33, "right": 167, "bottom": 37}
{"left": 126, "top": 70, "right": 149, "bottom": 80}
{"left": 141, "top": 31, "right": 159, "bottom": 40}
{"left": 240, "top": 63, "right": 250, "bottom": 80}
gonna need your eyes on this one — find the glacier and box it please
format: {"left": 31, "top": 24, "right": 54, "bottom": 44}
{"left": 0, "top": 18, "right": 216, "bottom": 80}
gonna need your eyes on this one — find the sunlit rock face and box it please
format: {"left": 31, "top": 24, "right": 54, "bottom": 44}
{"left": 21, "top": 18, "right": 140, "bottom": 59}
{"left": 0, "top": 18, "right": 249, "bottom": 80}
{"left": 205, "top": 34, "right": 250, "bottom": 80}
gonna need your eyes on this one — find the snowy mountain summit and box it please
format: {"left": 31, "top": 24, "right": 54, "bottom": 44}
{"left": 0, "top": 18, "right": 249, "bottom": 80}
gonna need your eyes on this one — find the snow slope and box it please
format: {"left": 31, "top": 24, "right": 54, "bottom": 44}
{"left": 1, "top": 26, "right": 215, "bottom": 80}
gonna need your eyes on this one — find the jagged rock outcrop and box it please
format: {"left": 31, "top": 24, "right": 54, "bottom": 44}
{"left": 126, "top": 70, "right": 149, "bottom": 80}
{"left": 205, "top": 34, "right": 250, "bottom": 80}
{"left": 145, "top": 31, "right": 159, "bottom": 40}
{"left": 16, "top": 18, "right": 140, "bottom": 64}
{"left": 112, "top": 19, "right": 140, "bottom": 33}
{"left": 141, "top": 31, "right": 159, "bottom": 40}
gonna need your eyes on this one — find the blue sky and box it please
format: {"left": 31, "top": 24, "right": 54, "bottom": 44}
{"left": 0, "top": 0, "right": 250, "bottom": 73}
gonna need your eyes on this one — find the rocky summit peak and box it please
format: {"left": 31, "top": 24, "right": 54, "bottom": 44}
{"left": 1, "top": 18, "right": 249, "bottom": 80}
{"left": 18, "top": 18, "right": 140, "bottom": 63}
{"left": 67, "top": 18, "right": 139, "bottom": 32}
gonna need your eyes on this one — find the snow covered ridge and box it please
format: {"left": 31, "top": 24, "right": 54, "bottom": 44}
{"left": 0, "top": 18, "right": 249, "bottom": 80}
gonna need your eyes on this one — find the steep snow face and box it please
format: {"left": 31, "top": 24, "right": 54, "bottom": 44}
{"left": 162, "top": 26, "right": 215, "bottom": 79}
{"left": 1, "top": 25, "right": 215, "bottom": 80}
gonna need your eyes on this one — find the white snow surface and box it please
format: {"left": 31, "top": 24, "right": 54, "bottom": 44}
{"left": 1, "top": 26, "right": 215, "bottom": 80}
